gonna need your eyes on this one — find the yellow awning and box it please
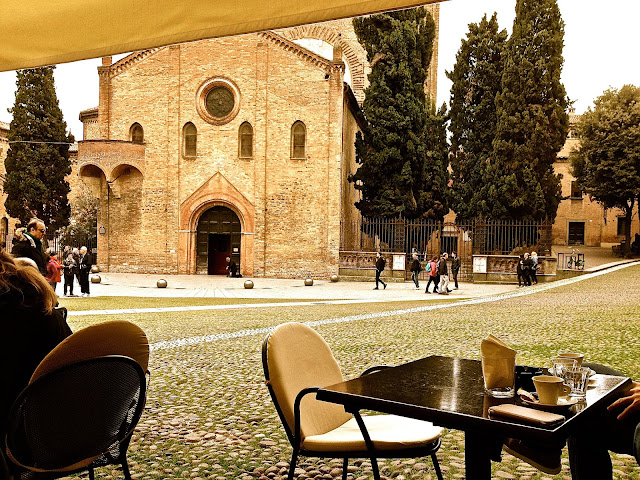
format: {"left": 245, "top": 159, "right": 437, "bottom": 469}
{"left": 0, "top": 0, "right": 441, "bottom": 72}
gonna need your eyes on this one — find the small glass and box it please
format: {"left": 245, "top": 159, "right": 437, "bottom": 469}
{"left": 567, "top": 366, "right": 590, "bottom": 398}
{"left": 551, "top": 357, "right": 577, "bottom": 383}
{"left": 482, "top": 355, "right": 516, "bottom": 398}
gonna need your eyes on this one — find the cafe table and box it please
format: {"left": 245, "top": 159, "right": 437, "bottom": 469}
{"left": 316, "top": 355, "right": 631, "bottom": 480}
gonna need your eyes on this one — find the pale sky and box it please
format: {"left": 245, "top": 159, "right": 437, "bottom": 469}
{"left": 0, "top": 0, "right": 638, "bottom": 140}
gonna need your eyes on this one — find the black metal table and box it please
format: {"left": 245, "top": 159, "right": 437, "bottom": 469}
{"left": 316, "top": 355, "right": 631, "bottom": 480}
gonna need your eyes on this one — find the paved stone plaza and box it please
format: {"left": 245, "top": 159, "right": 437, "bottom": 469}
{"left": 58, "top": 261, "right": 640, "bottom": 480}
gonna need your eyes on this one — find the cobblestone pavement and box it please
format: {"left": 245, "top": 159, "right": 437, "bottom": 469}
{"left": 57, "top": 262, "right": 640, "bottom": 480}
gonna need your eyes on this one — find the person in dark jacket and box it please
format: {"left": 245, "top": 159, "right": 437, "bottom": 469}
{"left": 517, "top": 255, "right": 525, "bottom": 287}
{"left": 450, "top": 252, "right": 461, "bottom": 289}
{"left": 78, "top": 246, "right": 93, "bottom": 297}
{"left": 410, "top": 253, "right": 421, "bottom": 289}
{"left": 11, "top": 219, "right": 47, "bottom": 275}
{"left": 226, "top": 256, "right": 240, "bottom": 277}
{"left": 522, "top": 253, "right": 533, "bottom": 286}
{"left": 0, "top": 250, "right": 72, "bottom": 459}
{"left": 62, "top": 251, "right": 77, "bottom": 296}
{"left": 374, "top": 252, "right": 387, "bottom": 290}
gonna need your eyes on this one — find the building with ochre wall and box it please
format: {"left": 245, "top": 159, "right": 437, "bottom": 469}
{"left": 75, "top": 11, "right": 441, "bottom": 278}
{"left": 552, "top": 108, "right": 639, "bottom": 246}
{"left": 77, "top": 30, "right": 369, "bottom": 277}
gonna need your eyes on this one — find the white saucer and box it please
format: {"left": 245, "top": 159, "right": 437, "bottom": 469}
{"left": 522, "top": 396, "right": 579, "bottom": 412}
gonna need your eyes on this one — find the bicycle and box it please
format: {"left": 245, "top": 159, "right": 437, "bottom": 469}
{"left": 566, "top": 249, "right": 585, "bottom": 270}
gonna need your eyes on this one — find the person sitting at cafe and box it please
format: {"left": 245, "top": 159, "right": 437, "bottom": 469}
{"left": 567, "top": 372, "right": 640, "bottom": 479}
{"left": 505, "top": 364, "right": 640, "bottom": 477}
{"left": 0, "top": 250, "right": 72, "bottom": 475}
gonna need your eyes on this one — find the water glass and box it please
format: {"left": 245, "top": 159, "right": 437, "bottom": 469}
{"left": 567, "top": 366, "right": 590, "bottom": 397}
{"left": 552, "top": 357, "right": 577, "bottom": 383}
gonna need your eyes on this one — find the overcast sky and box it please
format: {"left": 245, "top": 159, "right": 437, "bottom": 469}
{"left": 0, "top": 0, "right": 638, "bottom": 140}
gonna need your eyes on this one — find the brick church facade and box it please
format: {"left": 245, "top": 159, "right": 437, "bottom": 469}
{"left": 73, "top": 14, "right": 443, "bottom": 278}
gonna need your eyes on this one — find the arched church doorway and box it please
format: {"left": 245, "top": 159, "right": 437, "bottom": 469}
{"left": 196, "top": 206, "right": 241, "bottom": 275}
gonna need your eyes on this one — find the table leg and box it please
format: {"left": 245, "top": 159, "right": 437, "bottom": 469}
{"left": 465, "top": 431, "right": 498, "bottom": 480}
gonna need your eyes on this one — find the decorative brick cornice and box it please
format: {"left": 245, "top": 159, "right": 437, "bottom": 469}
{"left": 257, "top": 31, "right": 341, "bottom": 73}
{"left": 108, "top": 48, "right": 162, "bottom": 78}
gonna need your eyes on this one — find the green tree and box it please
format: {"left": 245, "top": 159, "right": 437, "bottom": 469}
{"left": 571, "top": 85, "right": 640, "bottom": 257}
{"left": 60, "top": 183, "right": 99, "bottom": 239}
{"left": 350, "top": 7, "right": 449, "bottom": 219}
{"left": 4, "top": 66, "right": 74, "bottom": 232}
{"left": 491, "top": 0, "right": 569, "bottom": 221}
{"left": 448, "top": 13, "right": 507, "bottom": 222}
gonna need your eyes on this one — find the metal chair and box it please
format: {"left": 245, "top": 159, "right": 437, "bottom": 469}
{"left": 5, "top": 355, "right": 147, "bottom": 480}
{"left": 262, "top": 322, "right": 444, "bottom": 480}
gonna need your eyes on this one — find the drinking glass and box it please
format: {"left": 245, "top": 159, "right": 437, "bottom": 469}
{"left": 567, "top": 366, "right": 590, "bottom": 397}
{"left": 551, "top": 357, "right": 577, "bottom": 383}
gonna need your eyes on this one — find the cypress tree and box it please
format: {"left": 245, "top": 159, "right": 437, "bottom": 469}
{"left": 491, "top": 0, "right": 569, "bottom": 221}
{"left": 4, "top": 66, "right": 73, "bottom": 231}
{"left": 350, "top": 7, "right": 449, "bottom": 219}
{"left": 448, "top": 13, "right": 507, "bottom": 222}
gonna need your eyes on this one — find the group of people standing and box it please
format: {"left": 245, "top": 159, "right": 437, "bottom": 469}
{"left": 516, "top": 251, "right": 539, "bottom": 287}
{"left": 10, "top": 219, "right": 93, "bottom": 297}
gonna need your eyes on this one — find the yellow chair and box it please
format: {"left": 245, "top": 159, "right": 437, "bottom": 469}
{"left": 5, "top": 321, "right": 149, "bottom": 480}
{"left": 262, "top": 322, "right": 443, "bottom": 480}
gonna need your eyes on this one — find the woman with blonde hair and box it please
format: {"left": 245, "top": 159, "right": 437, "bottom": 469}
{"left": 0, "top": 249, "right": 72, "bottom": 458}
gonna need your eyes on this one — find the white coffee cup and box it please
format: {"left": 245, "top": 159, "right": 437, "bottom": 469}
{"left": 533, "top": 375, "right": 571, "bottom": 404}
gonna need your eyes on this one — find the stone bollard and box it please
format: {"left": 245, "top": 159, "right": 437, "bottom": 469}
{"left": 244, "top": 280, "right": 254, "bottom": 289}
{"left": 90, "top": 274, "right": 101, "bottom": 284}
{"left": 304, "top": 278, "right": 314, "bottom": 286}
{"left": 157, "top": 279, "right": 168, "bottom": 288}
{"left": 90, "top": 265, "right": 100, "bottom": 274}
{"left": 330, "top": 274, "right": 339, "bottom": 283}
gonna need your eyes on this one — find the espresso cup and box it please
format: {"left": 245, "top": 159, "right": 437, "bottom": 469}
{"left": 557, "top": 352, "right": 584, "bottom": 367}
{"left": 533, "top": 375, "right": 571, "bottom": 404}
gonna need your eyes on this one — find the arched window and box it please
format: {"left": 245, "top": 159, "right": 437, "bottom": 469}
{"left": 183, "top": 122, "right": 197, "bottom": 157}
{"left": 238, "top": 122, "right": 253, "bottom": 158}
{"left": 291, "top": 121, "right": 306, "bottom": 159}
{"left": 130, "top": 123, "right": 144, "bottom": 144}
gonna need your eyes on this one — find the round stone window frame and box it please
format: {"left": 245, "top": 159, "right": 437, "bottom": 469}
{"left": 196, "top": 77, "right": 241, "bottom": 125}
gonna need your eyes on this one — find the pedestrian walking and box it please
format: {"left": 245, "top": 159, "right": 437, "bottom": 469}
{"left": 530, "top": 251, "right": 539, "bottom": 284}
{"left": 425, "top": 257, "right": 438, "bottom": 293}
{"left": 517, "top": 254, "right": 525, "bottom": 287}
{"left": 63, "top": 251, "right": 77, "bottom": 296}
{"left": 374, "top": 252, "right": 387, "bottom": 290}
{"left": 451, "top": 252, "right": 461, "bottom": 289}
{"left": 410, "top": 253, "right": 421, "bottom": 289}
{"left": 437, "top": 252, "right": 450, "bottom": 295}
{"left": 522, "top": 253, "right": 533, "bottom": 286}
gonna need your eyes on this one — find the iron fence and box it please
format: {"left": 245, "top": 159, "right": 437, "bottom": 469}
{"left": 340, "top": 216, "right": 552, "bottom": 280}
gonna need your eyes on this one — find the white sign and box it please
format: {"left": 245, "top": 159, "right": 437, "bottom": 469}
{"left": 392, "top": 254, "right": 405, "bottom": 271}
{"left": 473, "top": 256, "right": 487, "bottom": 274}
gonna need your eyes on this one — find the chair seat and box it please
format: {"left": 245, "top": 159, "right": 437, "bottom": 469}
{"left": 302, "top": 414, "right": 443, "bottom": 452}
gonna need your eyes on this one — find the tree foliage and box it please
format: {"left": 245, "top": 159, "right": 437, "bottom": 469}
{"left": 571, "top": 85, "right": 640, "bottom": 256}
{"left": 448, "top": 13, "right": 507, "bottom": 222}
{"left": 59, "top": 182, "right": 99, "bottom": 239}
{"left": 4, "top": 67, "right": 73, "bottom": 231}
{"left": 350, "top": 7, "right": 449, "bottom": 219}
{"left": 490, "top": 0, "right": 569, "bottom": 221}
